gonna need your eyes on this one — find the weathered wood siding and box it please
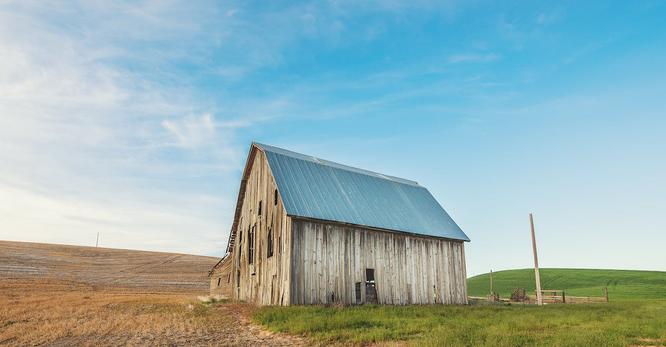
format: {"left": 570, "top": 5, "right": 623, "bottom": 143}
{"left": 210, "top": 256, "right": 233, "bottom": 298}
{"left": 290, "top": 218, "right": 467, "bottom": 305}
{"left": 231, "top": 149, "right": 292, "bottom": 305}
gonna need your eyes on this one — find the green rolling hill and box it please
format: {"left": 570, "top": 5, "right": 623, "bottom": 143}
{"left": 467, "top": 268, "right": 666, "bottom": 300}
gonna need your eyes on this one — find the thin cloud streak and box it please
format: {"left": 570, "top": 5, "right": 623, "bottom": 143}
{"left": 448, "top": 53, "right": 500, "bottom": 64}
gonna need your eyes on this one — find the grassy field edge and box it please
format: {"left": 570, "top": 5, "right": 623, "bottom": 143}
{"left": 467, "top": 268, "right": 666, "bottom": 300}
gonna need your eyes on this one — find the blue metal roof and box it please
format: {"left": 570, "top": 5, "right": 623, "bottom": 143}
{"left": 255, "top": 143, "right": 470, "bottom": 242}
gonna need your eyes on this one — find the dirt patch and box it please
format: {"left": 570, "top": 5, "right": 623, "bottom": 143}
{"left": 631, "top": 337, "right": 666, "bottom": 347}
{"left": 206, "top": 303, "right": 304, "bottom": 346}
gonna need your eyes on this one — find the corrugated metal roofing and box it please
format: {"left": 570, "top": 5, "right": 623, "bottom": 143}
{"left": 255, "top": 143, "right": 470, "bottom": 242}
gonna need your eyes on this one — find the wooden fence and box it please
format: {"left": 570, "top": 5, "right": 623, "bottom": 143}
{"left": 470, "top": 287, "right": 610, "bottom": 305}
{"left": 540, "top": 288, "right": 609, "bottom": 304}
{"left": 540, "top": 290, "right": 566, "bottom": 304}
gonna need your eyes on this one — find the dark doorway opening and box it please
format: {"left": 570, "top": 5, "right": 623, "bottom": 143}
{"left": 365, "top": 268, "right": 378, "bottom": 304}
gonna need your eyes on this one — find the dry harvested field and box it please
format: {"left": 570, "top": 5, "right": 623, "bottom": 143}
{"left": 0, "top": 240, "right": 219, "bottom": 293}
{"left": 0, "top": 241, "right": 304, "bottom": 346}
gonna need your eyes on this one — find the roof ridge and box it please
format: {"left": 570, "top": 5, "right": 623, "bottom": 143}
{"left": 253, "top": 142, "right": 420, "bottom": 187}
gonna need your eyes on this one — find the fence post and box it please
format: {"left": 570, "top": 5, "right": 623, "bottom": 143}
{"left": 604, "top": 287, "right": 609, "bottom": 302}
{"left": 562, "top": 290, "right": 566, "bottom": 304}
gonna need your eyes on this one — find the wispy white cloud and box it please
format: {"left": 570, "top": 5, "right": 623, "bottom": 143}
{"left": 536, "top": 9, "right": 563, "bottom": 25}
{"left": 448, "top": 53, "right": 500, "bottom": 64}
{"left": 0, "top": 1, "right": 263, "bottom": 255}
{"left": 160, "top": 113, "right": 259, "bottom": 149}
{"left": 161, "top": 113, "right": 217, "bottom": 148}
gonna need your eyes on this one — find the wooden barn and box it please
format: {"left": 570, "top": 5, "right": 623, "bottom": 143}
{"left": 209, "top": 143, "right": 470, "bottom": 306}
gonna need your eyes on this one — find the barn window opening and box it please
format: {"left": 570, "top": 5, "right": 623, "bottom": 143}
{"left": 258, "top": 201, "right": 262, "bottom": 216}
{"left": 217, "top": 278, "right": 221, "bottom": 287}
{"left": 237, "top": 227, "right": 243, "bottom": 263}
{"left": 267, "top": 227, "right": 274, "bottom": 258}
{"left": 274, "top": 189, "right": 278, "bottom": 206}
{"left": 366, "top": 268, "right": 375, "bottom": 282}
{"left": 248, "top": 225, "right": 255, "bottom": 264}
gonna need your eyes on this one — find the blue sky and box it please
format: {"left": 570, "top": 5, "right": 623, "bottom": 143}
{"left": 1, "top": 1, "right": 664, "bottom": 276}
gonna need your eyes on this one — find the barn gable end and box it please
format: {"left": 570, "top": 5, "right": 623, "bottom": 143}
{"left": 216, "top": 145, "right": 292, "bottom": 305}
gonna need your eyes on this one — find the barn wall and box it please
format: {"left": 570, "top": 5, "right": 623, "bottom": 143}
{"left": 290, "top": 218, "right": 467, "bottom": 305}
{"left": 231, "top": 149, "right": 291, "bottom": 305}
{"left": 210, "top": 256, "right": 233, "bottom": 298}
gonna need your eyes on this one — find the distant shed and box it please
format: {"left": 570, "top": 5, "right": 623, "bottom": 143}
{"left": 209, "top": 143, "right": 470, "bottom": 305}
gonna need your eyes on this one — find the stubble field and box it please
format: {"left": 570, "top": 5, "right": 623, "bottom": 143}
{"left": 0, "top": 241, "right": 302, "bottom": 346}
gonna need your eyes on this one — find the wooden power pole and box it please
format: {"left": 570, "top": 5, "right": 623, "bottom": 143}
{"left": 530, "top": 213, "right": 543, "bottom": 306}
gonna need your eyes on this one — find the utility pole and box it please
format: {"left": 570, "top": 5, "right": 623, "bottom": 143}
{"left": 530, "top": 213, "right": 543, "bottom": 306}
{"left": 490, "top": 269, "right": 493, "bottom": 296}
{"left": 96, "top": 232, "right": 99, "bottom": 248}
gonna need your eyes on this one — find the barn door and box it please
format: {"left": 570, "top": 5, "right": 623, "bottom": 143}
{"left": 365, "top": 268, "right": 378, "bottom": 304}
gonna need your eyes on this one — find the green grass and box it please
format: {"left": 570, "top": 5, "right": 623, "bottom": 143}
{"left": 467, "top": 268, "right": 666, "bottom": 300}
{"left": 255, "top": 301, "right": 666, "bottom": 346}
{"left": 255, "top": 269, "right": 666, "bottom": 345}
